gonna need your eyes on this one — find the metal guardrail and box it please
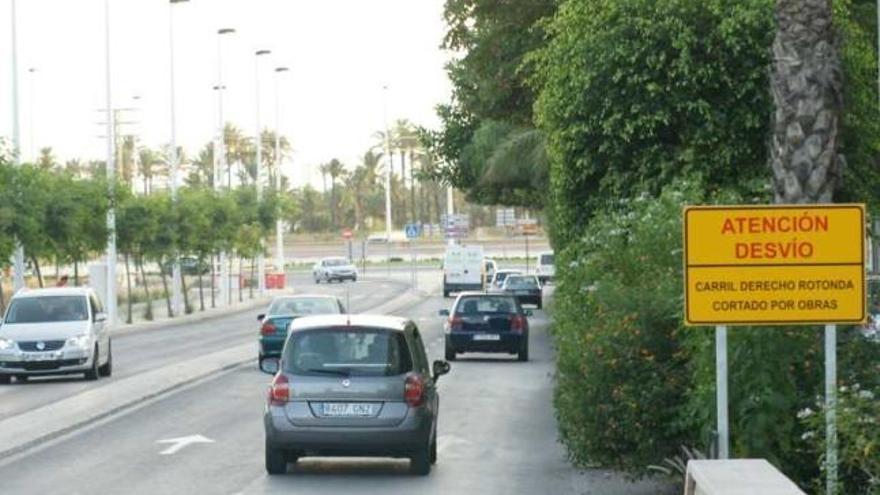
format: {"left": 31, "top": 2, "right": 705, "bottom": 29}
{"left": 684, "top": 459, "right": 806, "bottom": 495}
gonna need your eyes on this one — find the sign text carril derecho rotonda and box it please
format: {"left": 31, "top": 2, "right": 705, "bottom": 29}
{"left": 683, "top": 204, "right": 866, "bottom": 326}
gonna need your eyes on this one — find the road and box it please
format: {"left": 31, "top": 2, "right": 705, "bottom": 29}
{"left": 0, "top": 270, "right": 667, "bottom": 495}
{"left": 282, "top": 238, "right": 552, "bottom": 263}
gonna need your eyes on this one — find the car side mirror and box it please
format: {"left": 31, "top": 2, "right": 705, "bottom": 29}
{"left": 94, "top": 312, "right": 107, "bottom": 322}
{"left": 524, "top": 310, "right": 533, "bottom": 317}
{"left": 259, "top": 357, "right": 280, "bottom": 375}
{"left": 432, "top": 360, "right": 451, "bottom": 381}
{"left": 257, "top": 313, "right": 265, "bottom": 321}
{"left": 438, "top": 309, "right": 450, "bottom": 317}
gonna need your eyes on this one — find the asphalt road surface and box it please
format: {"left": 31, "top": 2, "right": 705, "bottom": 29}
{"left": 0, "top": 273, "right": 668, "bottom": 495}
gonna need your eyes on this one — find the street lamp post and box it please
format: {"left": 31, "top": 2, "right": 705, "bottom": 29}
{"left": 28, "top": 67, "right": 36, "bottom": 162}
{"left": 168, "top": 0, "right": 189, "bottom": 317}
{"left": 103, "top": 0, "right": 118, "bottom": 326}
{"left": 9, "top": 0, "right": 26, "bottom": 292}
{"left": 254, "top": 49, "right": 271, "bottom": 295}
{"left": 216, "top": 27, "right": 235, "bottom": 305}
{"left": 273, "top": 67, "right": 289, "bottom": 276}
{"left": 382, "top": 85, "right": 393, "bottom": 261}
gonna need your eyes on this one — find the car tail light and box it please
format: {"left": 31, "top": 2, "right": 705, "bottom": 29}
{"left": 260, "top": 321, "right": 277, "bottom": 336}
{"left": 404, "top": 374, "right": 425, "bottom": 407}
{"left": 268, "top": 373, "right": 290, "bottom": 405}
{"left": 449, "top": 316, "right": 463, "bottom": 331}
{"left": 511, "top": 314, "right": 526, "bottom": 333}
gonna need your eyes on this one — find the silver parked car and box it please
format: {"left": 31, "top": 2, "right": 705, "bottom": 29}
{"left": 312, "top": 257, "right": 358, "bottom": 283}
{"left": 260, "top": 314, "right": 450, "bottom": 476}
{"left": 0, "top": 287, "right": 112, "bottom": 383}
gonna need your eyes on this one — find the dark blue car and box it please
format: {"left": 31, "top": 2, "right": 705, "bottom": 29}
{"left": 257, "top": 295, "right": 346, "bottom": 360}
{"left": 440, "top": 292, "right": 531, "bottom": 362}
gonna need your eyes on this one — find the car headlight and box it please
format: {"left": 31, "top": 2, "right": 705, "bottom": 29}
{"left": 0, "top": 338, "right": 14, "bottom": 351}
{"left": 65, "top": 334, "right": 91, "bottom": 349}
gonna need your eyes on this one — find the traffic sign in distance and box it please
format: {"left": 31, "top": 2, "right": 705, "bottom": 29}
{"left": 516, "top": 218, "right": 538, "bottom": 236}
{"left": 342, "top": 229, "right": 353, "bottom": 240}
{"left": 405, "top": 223, "right": 421, "bottom": 240}
{"left": 683, "top": 204, "right": 866, "bottom": 326}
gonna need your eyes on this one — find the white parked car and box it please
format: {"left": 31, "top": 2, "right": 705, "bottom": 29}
{"left": 312, "top": 257, "right": 358, "bottom": 283}
{"left": 0, "top": 287, "right": 112, "bottom": 383}
{"left": 536, "top": 251, "right": 555, "bottom": 284}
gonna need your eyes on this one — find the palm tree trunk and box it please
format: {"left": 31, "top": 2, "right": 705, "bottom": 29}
{"left": 74, "top": 260, "right": 80, "bottom": 286}
{"left": 410, "top": 150, "right": 417, "bottom": 222}
{"left": 159, "top": 260, "right": 173, "bottom": 317}
{"left": 124, "top": 252, "right": 133, "bottom": 324}
{"left": 770, "top": 0, "right": 843, "bottom": 204}
{"left": 399, "top": 150, "right": 407, "bottom": 221}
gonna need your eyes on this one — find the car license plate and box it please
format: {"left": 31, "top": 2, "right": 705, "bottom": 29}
{"left": 473, "top": 334, "right": 501, "bottom": 341}
{"left": 23, "top": 352, "right": 56, "bottom": 362}
{"left": 516, "top": 290, "right": 531, "bottom": 295}
{"left": 321, "top": 403, "right": 376, "bottom": 417}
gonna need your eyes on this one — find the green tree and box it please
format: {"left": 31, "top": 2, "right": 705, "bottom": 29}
{"left": 531, "top": 0, "right": 775, "bottom": 248}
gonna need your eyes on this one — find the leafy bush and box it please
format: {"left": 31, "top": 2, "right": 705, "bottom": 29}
{"left": 551, "top": 182, "right": 703, "bottom": 473}
{"left": 800, "top": 376, "right": 880, "bottom": 495}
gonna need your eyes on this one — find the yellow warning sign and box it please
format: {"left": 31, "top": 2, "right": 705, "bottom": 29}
{"left": 684, "top": 204, "right": 866, "bottom": 325}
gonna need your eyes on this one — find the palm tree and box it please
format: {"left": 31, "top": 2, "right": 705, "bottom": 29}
{"left": 37, "top": 147, "right": 56, "bottom": 170}
{"left": 326, "top": 159, "right": 347, "bottom": 229}
{"left": 138, "top": 148, "right": 160, "bottom": 194}
{"left": 769, "top": 0, "right": 843, "bottom": 204}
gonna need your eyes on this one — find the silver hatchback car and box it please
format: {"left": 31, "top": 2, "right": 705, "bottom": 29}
{"left": 260, "top": 314, "right": 450, "bottom": 476}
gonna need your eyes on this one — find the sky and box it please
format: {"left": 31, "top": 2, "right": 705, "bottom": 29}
{"left": 0, "top": 0, "right": 453, "bottom": 188}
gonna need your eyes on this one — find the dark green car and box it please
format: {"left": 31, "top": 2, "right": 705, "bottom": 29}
{"left": 257, "top": 295, "right": 346, "bottom": 360}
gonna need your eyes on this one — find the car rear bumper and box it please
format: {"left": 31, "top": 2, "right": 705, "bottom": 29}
{"left": 264, "top": 406, "right": 432, "bottom": 456}
{"left": 447, "top": 331, "right": 525, "bottom": 353}
{"left": 259, "top": 336, "right": 286, "bottom": 358}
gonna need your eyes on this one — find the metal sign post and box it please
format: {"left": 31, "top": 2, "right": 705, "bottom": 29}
{"left": 405, "top": 223, "right": 420, "bottom": 289}
{"left": 716, "top": 325, "right": 729, "bottom": 459}
{"left": 825, "top": 324, "right": 837, "bottom": 495}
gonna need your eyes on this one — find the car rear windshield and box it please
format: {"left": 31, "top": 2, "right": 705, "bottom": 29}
{"left": 505, "top": 277, "right": 539, "bottom": 290}
{"left": 5, "top": 296, "right": 89, "bottom": 323}
{"left": 269, "top": 297, "right": 340, "bottom": 316}
{"left": 455, "top": 296, "right": 518, "bottom": 315}
{"left": 540, "top": 254, "right": 554, "bottom": 265}
{"left": 284, "top": 327, "right": 412, "bottom": 377}
{"left": 495, "top": 271, "right": 519, "bottom": 282}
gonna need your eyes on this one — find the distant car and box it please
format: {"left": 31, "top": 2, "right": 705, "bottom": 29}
{"left": 0, "top": 287, "right": 112, "bottom": 383}
{"left": 483, "top": 259, "right": 497, "bottom": 286}
{"left": 501, "top": 274, "right": 543, "bottom": 309}
{"left": 257, "top": 295, "right": 346, "bottom": 361}
{"left": 491, "top": 269, "right": 522, "bottom": 289}
{"left": 162, "top": 256, "right": 209, "bottom": 276}
{"left": 535, "top": 251, "right": 555, "bottom": 284}
{"left": 440, "top": 292, "right": 531, "bottom": 362}
{"left": 260, "top": 314, "right": 450, "bottom": 476}
{"left": 313, "top": 257, "right": 358, "bottom": 283}
{"left": 367, "top": 233, "right": 389, "bottom": 244}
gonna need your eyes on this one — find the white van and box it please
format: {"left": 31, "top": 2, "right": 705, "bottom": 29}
{"left": 536, "top": 251, "right": 555, "bottom": 284}
{"left": 442, "top": 245, "right": 485, "bottom": 297}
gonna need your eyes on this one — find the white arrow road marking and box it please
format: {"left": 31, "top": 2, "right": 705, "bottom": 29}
{"left": 157, "top": 434, "right": 215, "bottom": 455}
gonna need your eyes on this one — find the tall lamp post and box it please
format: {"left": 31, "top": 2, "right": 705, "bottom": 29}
{"left": 382, "top": 85, "right": 394, "bottom": 274}
{"left": 216, "top": 27, "right": 235, "bottom": 305}
{"left": 273, "top": 66, "right": 289, "bottom": 276}
{"left": 9, "top": 0, "right": 26, "bottom": 292}
{"left": 254, "top": 49, "right": 271, "bottom": 295}
{"left": 168, "top": 0, "right": 189, "bottom": 317}
{"left": 103, "top": 0, "right": 118, "bottom": 325}
{"left": 27, "top": 67, "right": 36, "bottom": 162}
